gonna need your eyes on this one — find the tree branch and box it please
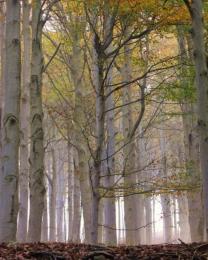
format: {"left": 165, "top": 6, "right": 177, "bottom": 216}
{"left": 43, "top": 43, "right": 61, "bottom": 73}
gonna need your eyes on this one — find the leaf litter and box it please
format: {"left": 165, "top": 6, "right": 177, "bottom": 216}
{"left": 0, "top": 240, "right": 208, "bottom": 259}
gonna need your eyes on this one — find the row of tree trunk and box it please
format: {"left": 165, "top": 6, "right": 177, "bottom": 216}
{"left": 0, "top": 0, "right": 45, "bottom": 242}
{"left": 0, "top": 0, "right": 207, "bottom": 245}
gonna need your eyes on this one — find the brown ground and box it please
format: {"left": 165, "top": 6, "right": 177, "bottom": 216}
{"left": 0, "top": 242, "right": 208, "bottom": 259}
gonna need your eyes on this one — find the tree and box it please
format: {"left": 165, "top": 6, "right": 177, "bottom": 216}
{"left": 177, "top": 25, "right": 204, "bottom": 241}
{"left": 27, "top": 0, "right": 45, "bottom": 242}
{"left": 159, "top": 127, "right": 172, "bottom": 243}
{"left": 17, "top": 0, "right": 31, "bottom": 242}
{"left": 121, "top": 28, "right": 139, "bottom": 245}
{"left": 183, "top": 0, "right": 208, "bottom": 239}
{"left": 0, "top": 0, "right": 21, "bottom": 242}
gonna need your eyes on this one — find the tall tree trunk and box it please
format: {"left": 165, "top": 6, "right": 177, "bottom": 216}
{"left": 122, "top": 35, "right": 138, "bottom": 246}
{"left": 0, "top": 0, "right": 21, "bottom": 242}
{"left": 41, "top": 152, "right": 52, "bottom": 242}
{"left": 138, "top": 126, "right": 152, "bottom": 245}
{"left": 0, "top": 3, "right": 5, "bottom": 145}
{"left": 67, "top": 133, "right": 73, "bottom": 242}
{"left": 172, "top": 196, "right": 178, "bottom": 240}
{"left": 70, "top": 37, "right": 93, "bottom": 243}
{"left": 56, "top": 145, "right": 66, "bottom": 242}
{"left": 101, "top": 4, "right": 117, "bottom": 245}
{"left": 185, "top": 0, "right": 208, "bottom": 239}
{"left": 72, "top": 151, "right": 81, "bottom": 243}
{"left": 56, "top": 177, "right": 65, "bottom": 242}
{"left": 17, "top": 0, "right": 31, "bottom": 242}
{"left": 181, "top": 102, "right": 203, "bottom": 241}
{"left": 28, "top": 0, "right": 45, "bottom": 242}
{"left": 139, "top": 130, "right": 151, "bottom": 244}
{"left": 98, "top": 198, "right": 104, "bottom": 244}
{"left": 136, "top": 130, "right": 146, "bottom": 244}
{"left": 178, "top": 194, "right": 190, "bottom": 241}
{"left": 159, "top": 129, "right": 172, "bottom": 243}
{"left": 91, "top": 34, "right": 105, "bottom": 244}
{"left": 49, "top": 148, "right": 57, "bottom": 241}
{"left": 176, "top": 145, "right": 191, "bottom": 242}
{"left": 103, "top": 98, "right": 117, "bottom": 245}
{"left": 145, "top": 197, "right": 152, "bottom": 245}
{"left": 152, "top": 196, "right": 156, "bottom": 243}
{"left": 177, "top": 24, "right": 204, "bottom": 241}
{"left": 103, "top": 57, "right": 117, "bottom": 246}
{"left": 41, "top": 177, "right": 48, "bottom": 242}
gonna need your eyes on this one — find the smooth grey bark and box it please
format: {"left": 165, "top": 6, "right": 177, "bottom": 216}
{"left": 0, "top": 8, "right": 4, "bottom": 223}
{"left": 56, "top": 146, "right": 66, "bottom": 242}
{"left": 98, "top": 197, "right": 104, "bottom": 244}
{"left": 160, "top": 195, "right": 172, "bottom": 243}
{"left": 17, "top": 0, "right": 31, "bottom": 242}
{"left": 56, "top": 183, "right": 65, "bottom": 242}
{"left": 121, "top": 35, "right": 138, "bottom": 246}
{"left": 137, "top": 195, "right": 145, "bottom": 244}
{"left": 0, "top": 4, "right": 5, "bottom": 217}
{"left": 145, "top": 197, "right": 152, "bottom": 245}
{"left": 159, "top": 129, "right": 172, "bottom": 243}
{"left": 102, "top": 10, "right": 117, "bottom": 245}
{"left": 0, "top": 0, "right": 21, "bottom": 242}
{"left": 178, "top": 194, "right": 190, "bottom": 242}
{"left": 184, "top": 0, "right": 208, "bottom": 239}
{"left": 0, "top": 3, "right": 5, "bottom": 136}
{"left": 177, "top": 24, "right": 204, "bottom": 241}
{"left": 181, "top": 102, "right": 204, "bottom": 241}
{"left": 41, "top": 177, "right": 48, "bottom": 242}
{"left": 152, "top": 196, "right": 156, "bottom": 243}
{"left": 138, "top": 128, "right": 152, "bottom": 245}
{"left": 91, "top": 32, "right": 105, "bottom": 244}
{"left": 41, "top": 152, "right": 52, "bottom": 242}
{"left": 73, "top": 75, "right": 92, "bottom": 244}
{"left": 176, "top": 147, "right": 190, "bottom": 242}
{"left": 49, "top": 148, "right": 57, "bottom": 241}
{"left": 136, "top": 129, "right": 146, "bottom": 244}
{"left": 72, "top": 151, "right": 81, "bottom": 243}
{"left": 172, "top": 197, "right": 178, "bottom": 239}
{"left": 103, "top": 72, "right": 117, "bottom": 245}
{"left": 28, "top": 0, "right": 45, "bottom": 242}
{"left": 65, "top": 15, "right": 93, "bottom": 243}
{"left": 41, "top": 207, "right": 48, "bottom": 241}
{"left": 67, "top": 132, "right": 73, "bottom": 242}
{"left": 135, "top": 39, "right": 150, "bottom": 244}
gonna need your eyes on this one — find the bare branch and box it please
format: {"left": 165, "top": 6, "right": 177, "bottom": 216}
{"left": 43, "top": 43, "right": 61, "bottom": 73}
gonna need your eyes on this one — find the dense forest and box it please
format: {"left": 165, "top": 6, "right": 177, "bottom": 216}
{"left": 0, "top": 0, "right": 208, "bottom": 250}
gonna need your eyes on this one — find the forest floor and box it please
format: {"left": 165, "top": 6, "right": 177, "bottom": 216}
{"left": 0, "top": 241, "right": 208, "bottom": 259}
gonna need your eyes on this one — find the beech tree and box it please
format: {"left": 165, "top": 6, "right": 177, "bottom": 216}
{"left": 177, "top": 25, "right": 204, "bottom": 241}
{"left": 0, "top": 0, "right": 208, "bottom": 246}
{"left": 183, "top": 0, "right": 208, "bottom": 239}
{"left": 17, "top": 0, "right": 31, "bottom": 242}
{"left": 0, "top": 0, "right": 21, "bottom": 242}
{"left": 27, "top": 0, "right": 45, "bottom": 242}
